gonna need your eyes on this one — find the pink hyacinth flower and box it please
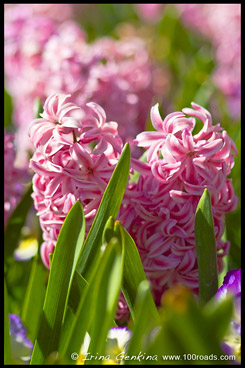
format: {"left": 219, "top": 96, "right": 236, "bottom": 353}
{"left": 119, "top": 102, "right": 238, "bottom": 307}
{"left": 29, "top": 94, "right": 123, "bottom": 269}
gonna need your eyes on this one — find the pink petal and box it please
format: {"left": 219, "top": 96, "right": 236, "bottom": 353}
{"left": 150, "top": 103, "right": 163, "bottom": 131}
{"left": 135, "top": 131, "right": 165, "bottom": 147}
{"left": 86, "top": 102, "right": 106, "bottom": 126}
{"left": 165, "top": 134, "right": 186, "bottom": 156}
{"left": 197, "top": 138, "right": 223, "bottom": 157}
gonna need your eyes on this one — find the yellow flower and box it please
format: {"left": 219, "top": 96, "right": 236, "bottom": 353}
{"left": 14, "top": 237, "right": 38, "bottom": 261}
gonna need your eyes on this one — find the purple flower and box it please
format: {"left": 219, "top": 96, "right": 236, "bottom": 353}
{"left": 216, "top": 269, "right": 241, "bottom": 363}
{"left": 9, "top": 314, "right": 33, "bottom": 363}
{"left": 216, "top": 269, "right": 241, "bottom": 301}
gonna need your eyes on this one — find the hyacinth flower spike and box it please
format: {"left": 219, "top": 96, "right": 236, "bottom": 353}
{"left": 29, "top": 94, "right": 124, "bottom": 269}
{"left": 117, "top": 102, "right": 238, "bottom": 320}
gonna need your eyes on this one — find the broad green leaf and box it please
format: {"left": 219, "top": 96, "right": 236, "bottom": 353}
{"left": 76, "top": 142, "right": 130, "bottom": 282}
{"left": 125, "top": 280, "right": 159, "bottom": 365}
{"left": 86, "top": 235, "right": 124, "bottom": 365}
{"left": 21, "top": 255, "right": 48, "bottom": 342}
{"left": 61, "top": 237, "right": 123, "bottom": 365}
{"left": 67, "top": 270, "right": 88, "bottom": 315}
{"left": 101, "top": 218, "right": 158, "bottom": 322}
{"left": 195, "top": 188, "right": 218, "bottom": 306}
{"left": 58, "top": 307, "right": 77, "bottom": 355}
{"left": 4, "top": 185, "right": 33, "bottom": 262}
{"left": 60, "top": 272, "right": 88, "bottom": 353}
{"left": 122, "top": 227, "right": 159, "bottom": 321}
{"left": 30, "top": 201, "right": 85, "bottom": 364}
{"left": 4, "top": 279, "right": 11, "bottom": 365}
{"left": 68, "top": 144, "right": 130, "bottom": 314}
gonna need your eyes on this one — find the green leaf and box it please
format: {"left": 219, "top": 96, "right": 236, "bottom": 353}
{"left": 21, "top": 255, "right": 48, "bottom": 342}
{"left": 4, "top": 87, "right": 13, "bottom": 129}
{"left": 100, "top": 218, "right": 158, "bottom": 322}
{"left": 68, "top": 144, "right": 130, "bottom": 315}
{"left": 60, "top": 272, "right": 88, "bottom": 353}
{"left": 4, "top": 279, "right": 11, "bottom": 365}
{"left": 125, "top": 280, "right": 159, "bottom": 365}
{"left": 203, "top": 297, "right": 234, "bottom": 342}
{"left": 122, "top": 227, "right": 159, "bottom": 322}
{"left": 87, "top": 236, "right": 124, "bottom": 365}
{"left": 4, "top": 185, "right": 33, "bottom": 262}
{"left": 195, "top": 188, "right": 218, "bottom": 306}
{"left": 76, "top": 142, "right": 130, "bottom": 282}
{"left": 218, "top": 254, "right": 229, "bottom": 288}
{"left": 58, "top": 307, "right": 77, "bottom": 355}
{"left": 61, "top": 236, "right": 123, "bottom": 365}
{"left": 67, "top": 270, "right": 88, "bottom": 315}
{"left": 102, "top": 216, "right": 117, "bottom": 245}
{"left": 30, "top": 201, "right": 85, "bottom": 364}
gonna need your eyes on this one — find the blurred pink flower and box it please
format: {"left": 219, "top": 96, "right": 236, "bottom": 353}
{"left": 177, "top": 4, "right": 241, "bottom": 118}
{"left": 29, "top": 94, "right": 123, "bottom": 268}
{"left": 4, "top": 4, "right": 75, "bottom": 23}
{"left": 4, "top": 5, "right": 154, "bottom": 164}
{"left": 134, "top": 4, "right": 165, "bottom": 22}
